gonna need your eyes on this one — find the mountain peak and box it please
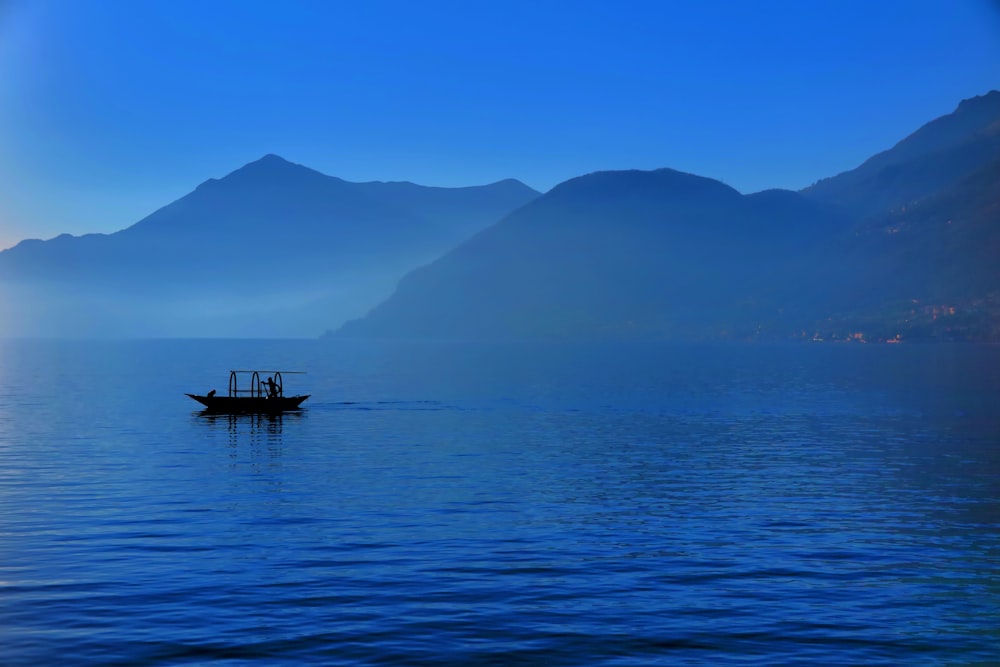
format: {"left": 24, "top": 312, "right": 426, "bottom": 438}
{"left": 192, "top": 154, "right": 314, "bottom": 192}
{"left": 955, "top": 89, "right": 1000, "bottom": 113}
{"left": 239, "top": 153, "right": 308, "bottom": 173}
{"left": 946, "top": 89, "right": 1000, "bottom": 136}
{"left": 801, "top": 88, "right": 1000, "bottom": 214}
{"left": 254, "top": 153, "right": 293, "bottom": 166}
{"left": 213, "top": 154, "right": 339, "bottom": 190}
{"left": 547, "top": 167, "right": 741, "bottom": 203}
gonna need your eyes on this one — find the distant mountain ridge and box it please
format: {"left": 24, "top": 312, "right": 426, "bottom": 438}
{"left": 336, "top": 91, "right": 1000, "bottom": 342}
{"left": 0, "top": 155, "right": 539, "bottom": 336}
{"left": 3, "top": 91, "right": 998, "bottom": 341}
{"left": 802, "top": 91, "right": 1000, "bottom": 219}
{"left": 336, "top": 169, "right": 846, "bottom": 340}
{"left": 0, "top": 155, "right": 538, "bottom": 285}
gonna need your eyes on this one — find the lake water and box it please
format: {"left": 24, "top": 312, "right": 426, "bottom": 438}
{"left": 1, "top": 339, "right": 998, "bottom": 665}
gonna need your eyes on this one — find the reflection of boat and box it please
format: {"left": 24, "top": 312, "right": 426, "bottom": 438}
{"left": 186, "top": 370, "right": 309, "bottom": 414}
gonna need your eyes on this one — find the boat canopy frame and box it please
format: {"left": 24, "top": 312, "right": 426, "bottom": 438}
{"left": 227, "top": 370, "right": 305, "bottom": 399}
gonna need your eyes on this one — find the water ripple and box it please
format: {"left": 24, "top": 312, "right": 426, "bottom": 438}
{"left": 1, "top": 340, "right": 998, "bottom": 665}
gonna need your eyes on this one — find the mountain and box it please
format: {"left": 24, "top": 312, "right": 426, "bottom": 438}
{"left": 799, "top": 92, "right": 1000, "bottom": 341}
{"left": 809, "top": 152, "right": 1000, "bottom": 342}
{"left": 336, "top": 168, "right": 849, "bottom": 340}
{"left": 802, "top": 91, "right": 1000, "bottom": 220}
{"left": 336, "top": 92, "right": 1000, "bottom": 342}
{"left": 0, "top": 155, "right": 539, "bottom": 337}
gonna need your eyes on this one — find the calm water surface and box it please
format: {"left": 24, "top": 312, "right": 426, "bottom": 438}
{"left": 0, "top": 340, "right": 998, "bottom": 665}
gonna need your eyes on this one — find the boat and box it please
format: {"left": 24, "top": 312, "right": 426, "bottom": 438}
{"left": 187, "top": 370, "right": 310, "bottom": 414}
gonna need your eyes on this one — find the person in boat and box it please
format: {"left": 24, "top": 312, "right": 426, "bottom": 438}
{"left": 207, "top": 389, "right": 216, "bottom": 398}
{"left": 266, "top": 376, "right": 278, "bottom": 398}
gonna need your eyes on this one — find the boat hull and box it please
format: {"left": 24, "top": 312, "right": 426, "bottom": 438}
{"left": 186, "top": 393, "right": 309, "bottom": 414}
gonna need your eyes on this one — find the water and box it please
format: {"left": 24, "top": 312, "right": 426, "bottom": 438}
{"left": 1, "top": 339, "right": 998, "bottom": 665}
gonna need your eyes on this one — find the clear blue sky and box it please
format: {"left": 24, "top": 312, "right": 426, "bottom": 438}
{"left": 0, "top": 0, "right": 998, "bottom": 250}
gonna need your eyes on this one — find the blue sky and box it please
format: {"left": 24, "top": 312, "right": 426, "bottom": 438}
{"left": 0, "top": 0, "right": 998, "bottom": 250}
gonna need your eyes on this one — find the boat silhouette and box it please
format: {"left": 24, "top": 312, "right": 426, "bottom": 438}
{"left": 187, "top": 370, "right": 309, "bottom": 414}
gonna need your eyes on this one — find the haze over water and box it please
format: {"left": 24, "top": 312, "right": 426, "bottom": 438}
{"left": 1, "top": 339, "right": 998, "bottom": 665}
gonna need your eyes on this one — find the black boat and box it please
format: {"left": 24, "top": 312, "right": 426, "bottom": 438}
{"left": 187, "top": 370, "right": 309, "bottom": 414}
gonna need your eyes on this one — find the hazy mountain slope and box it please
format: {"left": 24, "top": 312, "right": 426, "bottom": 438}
{"left": 802, "top": 91, "right": 1000, "bottom": 219}
{"left": 336, "top": 168, "right": 848, "bottom": 340}
{"left": 337, "top": 92, "right": 1000, "bottom": 342}
{"left": 797, "top": 93, "right": 1000, "bottom": 340}
{"left": 811, "top": 155, "right": 1000, "bottom": 342}
{"left": 0, "top": 155, "right": 540, "bottom": 336}
{"left": 0, "top": 155, "right": 539, "bottom": 289}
